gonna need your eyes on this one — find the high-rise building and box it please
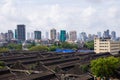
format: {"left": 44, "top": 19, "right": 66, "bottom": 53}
{"left": 31, "top": 32, "right": 34, "bottom": 40}
{"left": 17, "top": 24, "right": 26, "bottom": 41}
{"left": 111, "top": 31, "right": 116, "bottom": 40}
{"left": 50, "top": 28, "right": 56, "bottom": 40}
{"left": 97, "top": 32, "right": 101, "bottom": 38}
{"left": 56, "top": 32, "right": 60, "bottom": 40}
{"left": 103, "top": 29, "right": 110, "bottom": 38}
{"left": 27, "top": 32, "right": 30, "bottom": 40}
{"left": 15, "top": 29, "right": 18, "bottom": 39}
{"left": 34, "top": 31, "right": 41, "bottom": 40}
{"left": 0, "top": 33, "right": 5, "bottom": 40}
{"left": 66, "top": 32, "right": 69, "bottom": 40}
{"left": 7, "top": 30, "right": 14, "bottom": 40}
{"left": 60, "top": 30, "right": 66, "bottom": 42}
{"left": 5, "top": 33, "right": 8, "bottom": 40}
{"left": 69, "top": 31, "right": 77, "bottom": 42}
{"left": 79, "top": 32, "right": 87, "bottom": 42}
{"left": 46, "top": 31, "right": 49, "bottom": 39}
{"left": 88, "top": 34, "right": 94, "bottom": 41}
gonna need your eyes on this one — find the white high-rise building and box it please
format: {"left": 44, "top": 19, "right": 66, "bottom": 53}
{"left": 69, "top": 31, "right": 77, "bottom": 42}
{"left": 50, "top": 28, "right": 56, "bottom": 40}
{"left": 111, "top": 31, "right": 116, "bottom": 40}
{"left": 97, "top": 32, "right": 101, "bottom": 38}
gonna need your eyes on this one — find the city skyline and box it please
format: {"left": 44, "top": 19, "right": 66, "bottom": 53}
{"left": 0, "top": 0, "right": 120, "bottom": 36}
{"left": 0, "top": 26, "right": 119, "bottom": 40}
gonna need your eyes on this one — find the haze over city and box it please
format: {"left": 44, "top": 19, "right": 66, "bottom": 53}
{"left": 0, "top": 0, "right": 120, "bottom": 36}
{"left": 1, "top": 0, "right": 120, "bottom": 80}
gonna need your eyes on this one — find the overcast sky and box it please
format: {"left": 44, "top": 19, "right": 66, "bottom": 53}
{"left": 0, "top": 0, "right": 120, "bottom": 36}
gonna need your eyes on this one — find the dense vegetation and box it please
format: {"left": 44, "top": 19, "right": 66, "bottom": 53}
{"left": 29, "top": 42, "right": 78, "bottom": 52}
{"left": 0, "top": 41, "right": 93, "bottom": 52}
{"left": 60, "top": 42, "right": 78, "bottom": 49}
{"left": 0, "top": 48, "right": 9, "bottom": 53}
{"left": 29, "top": 45, "right": 49, "bottom": 51}
{"left": 84, "top": 41, "right": 94, "bottom": 50}
{"left": 0, "top": 61, "right": 5, "bottom": 69}
{"left": 91, "top": 56, "right": 120, "bottom": 79}
{"left": 7, "top": 43, "right": 22, "bottom": 50}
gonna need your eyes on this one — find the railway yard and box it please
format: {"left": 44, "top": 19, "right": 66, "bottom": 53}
{"left": 0, "top": 51, "right": 119, "bottom": 80}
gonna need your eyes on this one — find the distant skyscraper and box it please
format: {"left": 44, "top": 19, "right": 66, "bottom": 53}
{"left": 34, "top": 31, "right": 41, "bottom": 40}
{"left": 31, "top": 32, "right": 34, "bottom": 40}
{"left": 111, "top": 31, "right": 116, "bottom": 40}
{"left": 46, "top": 31, "right": 49, "bottom": 39}
{"left": 80, "top": 32, "right": 87, "bottom": 42}
{"left": 69, "top": 31, "right": 77, "bottom": 42}
{"left": 5, "top": 33, "right": 8, "bottom": 40}
{"left": 15, "top": 29, "right": 18, "bottom": 39}
{"left": 88, "top": 34, "right": 94, "bottom": 41}
{"left": 17, "top": 24, "right": 26, "bottom": 41}
{"left": 97, "top": 32, "right": 101, "bottom": 38}
{"left": 56, "top": 32, "right": 60, "bottom": 40}
{"left": 50, "top": 28, "right": 56, "bottom": 40}
{"left": 27, "top": 32, "right": 30, "bottom": 40}
{"left": 60, "top": 30, "right": 66, "bottom": 42}
{"left": 0, "top": 33, "right": 5, "bottom": 40}
{"left": 7, "top": 30, "right": 14, "bottom": 40}
{"left": 103, "top": 29, "right": 110, "bottom": 38}
{"left": 66, "top": 32, "right": 69, "bottom": 40}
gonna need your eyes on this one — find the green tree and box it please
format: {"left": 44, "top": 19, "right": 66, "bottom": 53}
{"left": 84, "top": 41, "right": 94, "bottom": 50}
{"left": 29, "top": 45, "right": 49, "bottom": 52}
{"left": 0, "top": 61, "right": 5, "bottom": 69}
{"left": 7, "top": 43, "right": 22, "bottom": 50}
{"left": 0, "top": 48, "right": 9, "bottom": 53}
{"left": 60, "top": 42, "right": 78, "bottom": 49}
{"left": 80, "top": 64, "right": 89, "bottom": 73}
{"left": 91, "top": 57, "right": 120, "bottom": 79}
{"left": 49, "top": 46, "right": 58, "bottom": 51}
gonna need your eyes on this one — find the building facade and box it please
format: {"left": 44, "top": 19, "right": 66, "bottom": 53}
{"left": 97, "top": 32, "right": 101, "bottom": 38}
{"left": 34, "top": 31, "right": 41, "bottom": 40}
{"left": 69, "top": 31, "right": 77, "bottom": 42}
{"left": 94, "top": 38, "right": 120, "bottom": 55}
{"left": 7, "top": 30, "right": 14, "bottom": 41}
{"left": 79, "top": 32, "right": 87, "bottom": 42}
{"left": 50, "top": 28, "right": 56, "bottom": 40}
{"left": 111, "top": 31, "right": 116, "bottom": 40}
{"left": 103, "top": 29, "right": 110, "bottom": 38}
{"left": 60, "top": 30, "right": 66, "bottom": 42}
{"left": 17, "top": 24, "right": 26, "bottom": 41}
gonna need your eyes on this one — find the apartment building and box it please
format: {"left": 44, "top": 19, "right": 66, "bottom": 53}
{"left": 94, "top": 38, "right": 120, "bottom": 55}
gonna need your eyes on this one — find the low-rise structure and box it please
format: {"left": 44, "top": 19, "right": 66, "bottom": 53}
{"left": 94, "top": 38, "right": 120, "bottom": 55}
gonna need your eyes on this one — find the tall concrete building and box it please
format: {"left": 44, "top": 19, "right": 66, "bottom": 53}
{"left": 111, "top": 31, "right": 116, "bottom": 40}
{"left": 60, "top": 30, "right": 66, "bottom": 42}
{"left": 27, "top": 32, "right": 30, "bottom": 40}
{"left": 103, "top": 29, "right": 110, "bottom": 38}
{"left": 45, "top": 31, "right": 49, "bottom": 39}
{"left": 0, "top": 33, "right": 5, "bottom": 40}
{"left": 88, "top": 34, "right": 94, "bottom": 41}
{"left": 69, "top": 31, "right": 77, "bottom": 42}
{"left": 66, "top": 32, "right": 69, "bottom": 40}
{"left": 34, "top": 31, "right": 41, "bottom": 40}
{"left": 31, "top": 32, "right": 34, "bottom": 40}
{"left": 97, "top": 32, "right": 101, "bottom": 38}
{"left": 17, "top": 24, "right": 26, "bottom": 41}
{"left": 56, "top": 32, "right": 60, "bottom": 40}
{"left": 50, "top": 28, "right": 56, "bottom": 40}
{"left": 7, "top": 30, "right": 14, "bottom": 41}
{"left": 15, "top": 29, "right": 17, "bottom": 39}
{"left": 4, "top": 33, "right": 8, "bottom": 40}
{"left": 94, "top": 37, "right": 120, "bottom": 55}
{"left": 79, "top": 32, "right": 87, "bottom": 42}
